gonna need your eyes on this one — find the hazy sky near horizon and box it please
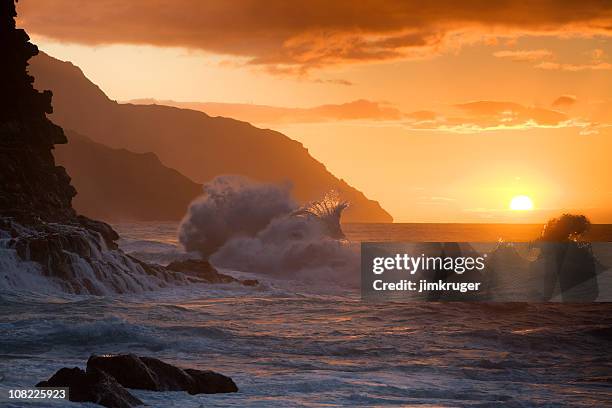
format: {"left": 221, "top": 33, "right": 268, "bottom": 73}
{"left": 17, "top": 0, "right": 612, "bottom": 222}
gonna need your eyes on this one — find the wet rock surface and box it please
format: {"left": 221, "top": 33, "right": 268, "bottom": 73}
{"left": 88, "top": 354, "right": 238, "bottom": 394}
{"left": 36, "top": 366, "right": 142, "bottom": 408}
{"left": 36, "top": 355, "right": 238, "bottom": 408}
{"left": 0, "top": 0, "right": 76, "bottom": 223}
{"left": 1, "top": 217, "right": 193, "bottom": 294}
{"left": 0, "top": 1, "right": 193, "bottom": 293}
{"left": 167, "top": 258, "right": 259, "bottom": 286}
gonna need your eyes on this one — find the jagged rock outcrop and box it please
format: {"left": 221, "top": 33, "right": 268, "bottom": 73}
{"left": 0, "top": 212, "right": 196, "bottom": 295}
{"left": 87, "top": 354, "right": 238, "bottom": 394}
{"left": 166, "top": 258, "right": 259, "bottom": 286}
{"left": 0, "top": 0, "right": 75, "bottom": 222}
{"left": 37, "top": 354, "right": 238, "bottom": 408}
{"left": 0, "top": 1, "right": 189, "bottom": 294}
{"left": 36, "top": 367, "right": 143, "bottom": 408}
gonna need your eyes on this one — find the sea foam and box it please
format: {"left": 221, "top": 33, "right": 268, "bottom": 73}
{"left": 179, "top": 176, "right": 359, "bottom": 286}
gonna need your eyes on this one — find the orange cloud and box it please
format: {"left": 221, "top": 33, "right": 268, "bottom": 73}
{"left": 313, "top": 78, "right": 354, "bottom": 86}
{"left": 535, "top": 48, "right": 612, "bottom": 71}
{"left": 402, "top": 101, "right": 601, "bottom": 134}
{"left": 130, "top": 98, "right": 604, "bottom": 135}
{"left": 536, "top": 61, "right": 612, "bottom": 71}
{"left": 17, "top": 0, "right": 612, "bottom": 73}
{"left": 493, "top": 49, "right": 553, "bottom": 61}
{"left": 552, "top": 95, "right": 577, "bottom": 108}
{"left": 492, "top": 47, "right": 612, "bottom": 72}
{"left": 129, "top": 99, "right": 402, "bottom": 124}
{"left": 454, "top": 101, "right": 567, "bottom": 125}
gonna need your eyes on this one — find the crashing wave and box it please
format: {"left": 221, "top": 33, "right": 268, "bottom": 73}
{"left": 178, "top": 177, "right": 358, "bottom": 286}
{"left": 179, "top": 176, "right": 297, "bottom": 258}
{"left": 207, "top": 188, "right": 358, "bottom": 285}
{"left": 211, "top": 215, "right": 358, "bottom": 286}
{"left": 0, "top": 218, "right": 190, "bottom": 295}
{"left": 291, "top": 190, "right": 348, "bottom": 239}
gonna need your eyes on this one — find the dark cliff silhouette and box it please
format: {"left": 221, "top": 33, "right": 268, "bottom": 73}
{"left": 56, "top": 130, "right": 202, "bottom": 221}
{"left": 28, "top": 52, "right": 392, "bottom": 223}
{"left": 0, "top": 1, "right": 75, "bottom": 222}
{"left": 0, "top": 2, "right": 198, "bottom": 295}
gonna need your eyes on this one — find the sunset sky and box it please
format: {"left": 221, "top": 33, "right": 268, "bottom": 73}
{"left": 17, "top": 1, "right": 612, "bottom": 223}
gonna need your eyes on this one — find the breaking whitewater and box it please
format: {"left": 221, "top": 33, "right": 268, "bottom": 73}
{"left": 1, "top": 177, "right": 359, "bottom": 295}
{"left": 1, "top": 178, "right": 612, "bottom": 407}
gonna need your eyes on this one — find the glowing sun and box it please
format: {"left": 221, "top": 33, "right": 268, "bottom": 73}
{"left": 510, "top": 195, "right": 534, "bottom": 211}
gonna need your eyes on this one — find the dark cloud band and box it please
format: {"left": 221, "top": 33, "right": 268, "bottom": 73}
{"left": 18, "top": 0, "right": 612, "bottom": 71}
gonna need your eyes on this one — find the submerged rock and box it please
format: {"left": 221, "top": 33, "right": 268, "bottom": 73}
{"left": 166, "top": 259, "right": 231, "bottom": 281}
{"left": 36, "top": 366, "right": 142, "bottom": 408}
{"left": 167, "top": 259, "right": 258, "bottom": 286}
{"left": 88, "top": 354, "right": 238, "bottom": 394}
{"left": 241, "top": 279, "right": 259, "bottom": 286}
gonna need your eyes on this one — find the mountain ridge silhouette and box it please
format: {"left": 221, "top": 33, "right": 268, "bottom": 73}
{"left": 56, "top": 130, "right": 203, "bottom": 221}
{"left": 29, "top": 52, "right": 392, "bottom": 223}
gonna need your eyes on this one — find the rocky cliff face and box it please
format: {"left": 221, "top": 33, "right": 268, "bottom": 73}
{"left": 0, "top": 0, "right": 75, "bottom": 223}
{"left": 0, "top": 1, "right": 192, "bottom": 294}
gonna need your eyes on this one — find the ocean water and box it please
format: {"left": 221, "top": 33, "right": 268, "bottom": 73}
{"left": 1, "top": 222, "right": 611, "bottom": 407}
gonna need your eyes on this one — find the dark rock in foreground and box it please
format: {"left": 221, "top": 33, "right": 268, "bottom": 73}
{"left": 88, "top": 354, "right": 238, "bottom": 394}
{"left": 36, "top": 367, "right": 142, "bottom": 408}
{"left": 167, "top": 259, "right": 259, "bottom": 286}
